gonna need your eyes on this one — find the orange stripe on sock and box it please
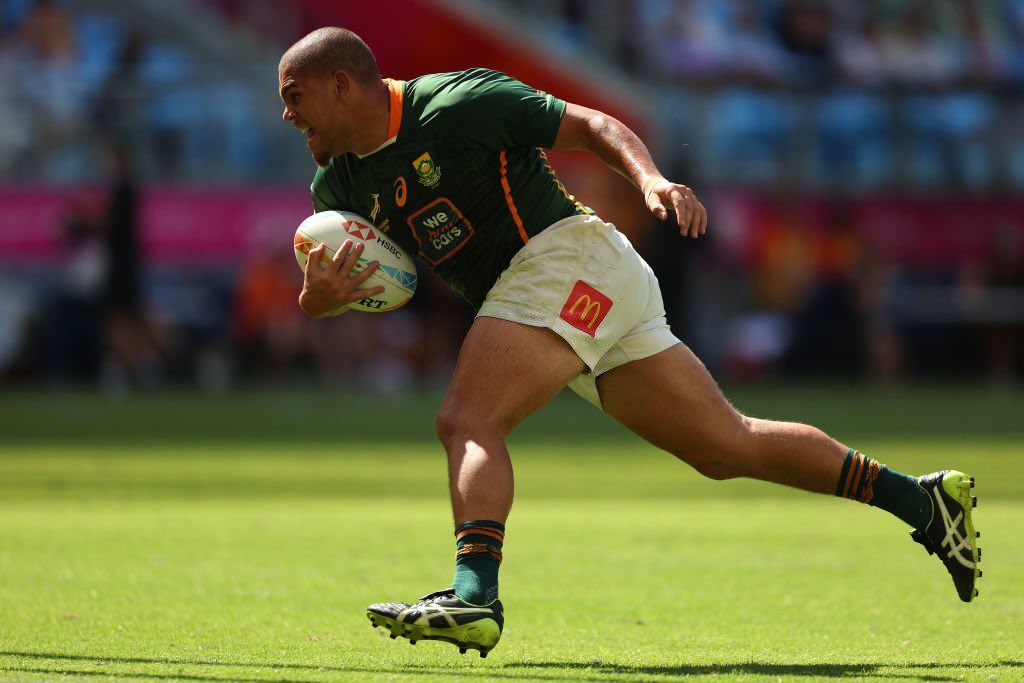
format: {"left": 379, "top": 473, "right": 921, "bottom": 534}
{"left": 843, "top": 452, "right": 864, "bottom": 499}
{"left": 499, "top": 150, "right": 529, "bottom": 245}
{"left": 860, "top": 459, "right": 881, "bottom": 503}
{"left": 456, "top": 543, "right": 503, "bottom": 563}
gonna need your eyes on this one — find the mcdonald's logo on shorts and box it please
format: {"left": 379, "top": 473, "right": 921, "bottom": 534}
{"left": 560, "top": 280, "right": 612, "bottom": 338}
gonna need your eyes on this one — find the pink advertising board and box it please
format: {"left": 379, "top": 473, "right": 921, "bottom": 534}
{"left": 2, "top": 187, "right": 1023, "bottom": 267}
{"left": 0, "top": 186, "right": 312, "bottom": 264}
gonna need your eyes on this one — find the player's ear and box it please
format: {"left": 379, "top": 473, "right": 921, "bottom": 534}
{"left": 331, "top": 70, "right": 350, "bottom": 96}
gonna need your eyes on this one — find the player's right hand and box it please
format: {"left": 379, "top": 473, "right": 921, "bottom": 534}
{"left": 643, "top": 178, "right": 708, "bottom": 239}
{"left": 299, "top": 240, "right": 385, "bottom": 318}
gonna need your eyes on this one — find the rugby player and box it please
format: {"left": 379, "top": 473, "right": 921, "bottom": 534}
{"left": 277, "top": 27, "right": 981, "bottom": 658}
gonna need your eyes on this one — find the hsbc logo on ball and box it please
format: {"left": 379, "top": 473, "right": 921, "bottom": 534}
{"left": 344, "top": 220, "right": 376, "bottom": 241}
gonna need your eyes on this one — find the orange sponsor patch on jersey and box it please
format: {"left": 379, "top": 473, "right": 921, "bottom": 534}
{"left": 560, "top": 280, "right": 612, "bottom": 338}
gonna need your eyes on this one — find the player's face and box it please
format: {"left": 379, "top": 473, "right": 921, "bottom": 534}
{"left": 279, "top": 68, "right": 350, "bottom": 167}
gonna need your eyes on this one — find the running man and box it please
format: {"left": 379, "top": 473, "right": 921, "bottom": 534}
{"left": 277, "top": 28, "right": 981, "bottom": 658}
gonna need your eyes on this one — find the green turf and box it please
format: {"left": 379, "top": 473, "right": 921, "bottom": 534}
{"left": 1, "top": 387, "right": 1022, "bottom": 682}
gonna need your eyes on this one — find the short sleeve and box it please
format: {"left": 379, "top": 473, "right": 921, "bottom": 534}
{"left": 420, "top": 69, "right": 567, "bottom": 149}
{"left": 310, "top": 164, "right": 349, "bottom": 212}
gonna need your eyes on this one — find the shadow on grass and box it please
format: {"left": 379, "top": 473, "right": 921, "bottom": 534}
{"left": 1, "top": 651, "right": 1021, "bottom": 682}
{"left": 502, "top": 659, "right": 1024, "bottom": 681}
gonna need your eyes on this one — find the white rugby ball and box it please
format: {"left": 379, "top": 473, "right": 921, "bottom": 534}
{"left": 293, "top": 210, "right": 417, "bottom": 313}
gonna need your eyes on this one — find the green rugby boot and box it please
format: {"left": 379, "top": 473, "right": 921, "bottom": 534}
{"left": 911, "top": 470, "right": 982, "bottom": 602}
{"left": 367, "top": 589, "right": 503, "bottom": 657}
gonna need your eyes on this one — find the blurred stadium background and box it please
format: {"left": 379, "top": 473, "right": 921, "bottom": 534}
{"left": 1, "top": 0, "right": 1023, "bottom": 392}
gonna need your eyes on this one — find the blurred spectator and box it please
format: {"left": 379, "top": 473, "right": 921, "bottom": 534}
{"left": 0, "top": 29, "right": 33, "bottom": 171}
{"left": 205, "top": 0, "right": 300, "bottom": 50}
{"left": 976, "top": 227, "right": 1024, "bottom": 383}
{"left": 657, "top": 0, "right": 730, "bottom": 84}
{"left": 3, "top": 0, "right": 1023, "bottom": 388}
{"left": 0, "top": 0, "right": 84, "bottom": 177}
{"left": 230, "top": 249, "right": 466, "bottom": 391}
{"left": 773, "top": 0, "right": 837, "bottom": 88}
{"left": 835, "top": 16, "right": 888, "bottom": 86}
{"left": 232, "top": 247, "right": 312, "bottom": 381}
{"left": 727, "top": 2, "right": 789, "bottom": 85}
{"left": 44, "top": 195, "right": 107, "bottom": 384}
{"left": 91, "top": 32, "right": 148, "bottom": 164}
{"left": 961, "top": 0, "right": 1013, "bottom": 85}
{"left": 879, "top": 3, "right": 962, "bottom": 87}
{"left": 99, "top": 144, "right": 170, "bottom": 392}
{"left": 783, "top": 202, "right": 867, "bottom": 377}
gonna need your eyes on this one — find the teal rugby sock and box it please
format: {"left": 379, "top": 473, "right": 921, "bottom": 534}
{"left": 835, "top": 448, "right": 932, "bottom": 529}
{"left": 451, "top": 520, "right": 504, "bottom": 605}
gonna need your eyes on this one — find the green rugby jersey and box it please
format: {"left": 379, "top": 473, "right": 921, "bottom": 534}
{"left": 310, "top": 68, "right": 591, "bottom": 310}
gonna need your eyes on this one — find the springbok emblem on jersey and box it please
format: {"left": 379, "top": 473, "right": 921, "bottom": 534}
{"left": 413, "top": 152, "right": 441, "bottom": 187}
{"left": 369, "top": 193, "right": 381, "bottom": 222}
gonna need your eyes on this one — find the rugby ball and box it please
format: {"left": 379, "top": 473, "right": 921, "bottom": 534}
{"left": 293, "top": 210, "right": 417, "bottom": 313}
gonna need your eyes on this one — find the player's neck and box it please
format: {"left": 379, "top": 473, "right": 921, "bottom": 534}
{"left": 349, "top": 79, "right": 392, "bottom": 156}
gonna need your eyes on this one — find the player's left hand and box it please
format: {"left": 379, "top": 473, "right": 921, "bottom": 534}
{"left": 643, "top": 178, "right": 707, "bottom": 239}
{"left": 299, "top": 240, "right": 384, "bottom": 318}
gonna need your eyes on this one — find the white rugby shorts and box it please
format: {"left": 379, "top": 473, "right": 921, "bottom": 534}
{"left": 477, "top": 214, "right": 680, "bottom": 409}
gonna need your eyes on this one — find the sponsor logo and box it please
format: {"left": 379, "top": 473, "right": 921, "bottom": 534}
{"left": 412, "top": 152, "right": 441, "bottom": 187}
{"left": 406, "top": 198, "right": 473, "bottom": 265}
{"left": 560, "top": 281, "right": 612, "bottom": 337}
{"left": 357, "top": 297, "right": 388, "bottom": 310}
{"left": 369, "top": 193, "right": 381, "bottom": 222}
{"left": 393, "top": 177, "right": 407, "bottom": 207}
{"left": 344, "top": 220, "right": 375, "bottom": 241}
{"left": 375, "top": 235, "right": 402, "bottom": 259}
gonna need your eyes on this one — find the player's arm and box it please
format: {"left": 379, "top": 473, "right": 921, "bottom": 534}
{"left": 552, "top": 103, "right": 707, "bottom": 239}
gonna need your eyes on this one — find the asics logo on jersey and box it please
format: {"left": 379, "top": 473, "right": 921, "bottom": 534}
{"left": 393, "top": 177, "right": 407, "bottom": 207}
{"left": 932, "top": 486, "right": 975, "bottom": 569}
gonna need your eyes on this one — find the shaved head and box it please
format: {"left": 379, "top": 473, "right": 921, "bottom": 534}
{"left": 280, "top": 27, "right": 380, "bottom": 86}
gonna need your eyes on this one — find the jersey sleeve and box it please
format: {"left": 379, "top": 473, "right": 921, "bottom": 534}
{"left": 422, "top": 69, "right": 567, "bottom": 150}
{"left": 310, "top": 164, "right": 349, "bottom": 212}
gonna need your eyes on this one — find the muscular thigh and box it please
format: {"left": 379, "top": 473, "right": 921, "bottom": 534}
{"left": 444, "top": 316, "right": 586, "bottom": 436}
{"left": 596, "top": 342, "right": 747, "bottom": 457}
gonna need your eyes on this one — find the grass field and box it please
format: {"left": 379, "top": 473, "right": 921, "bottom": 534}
{"left": 1, "top": 386, "right": 1022, "bottom": 682}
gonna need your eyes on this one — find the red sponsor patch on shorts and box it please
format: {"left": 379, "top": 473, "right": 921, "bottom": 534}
{"left": 560, "top": 280, "right": 612, "bottom": 338}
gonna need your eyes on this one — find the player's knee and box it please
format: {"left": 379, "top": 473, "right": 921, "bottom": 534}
{"left": 435, "top": 403, "right": 463, "bottom": 446}
{"left": 435, "top": 399, "right": 495, "bottom": 446}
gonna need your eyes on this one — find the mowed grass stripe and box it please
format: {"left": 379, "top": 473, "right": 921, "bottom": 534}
{"left": 1, "top": 440, "right": 1021, "bottom": 500}
{"left": 2, "top": 386, "right": 1024, "bottom": 444}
